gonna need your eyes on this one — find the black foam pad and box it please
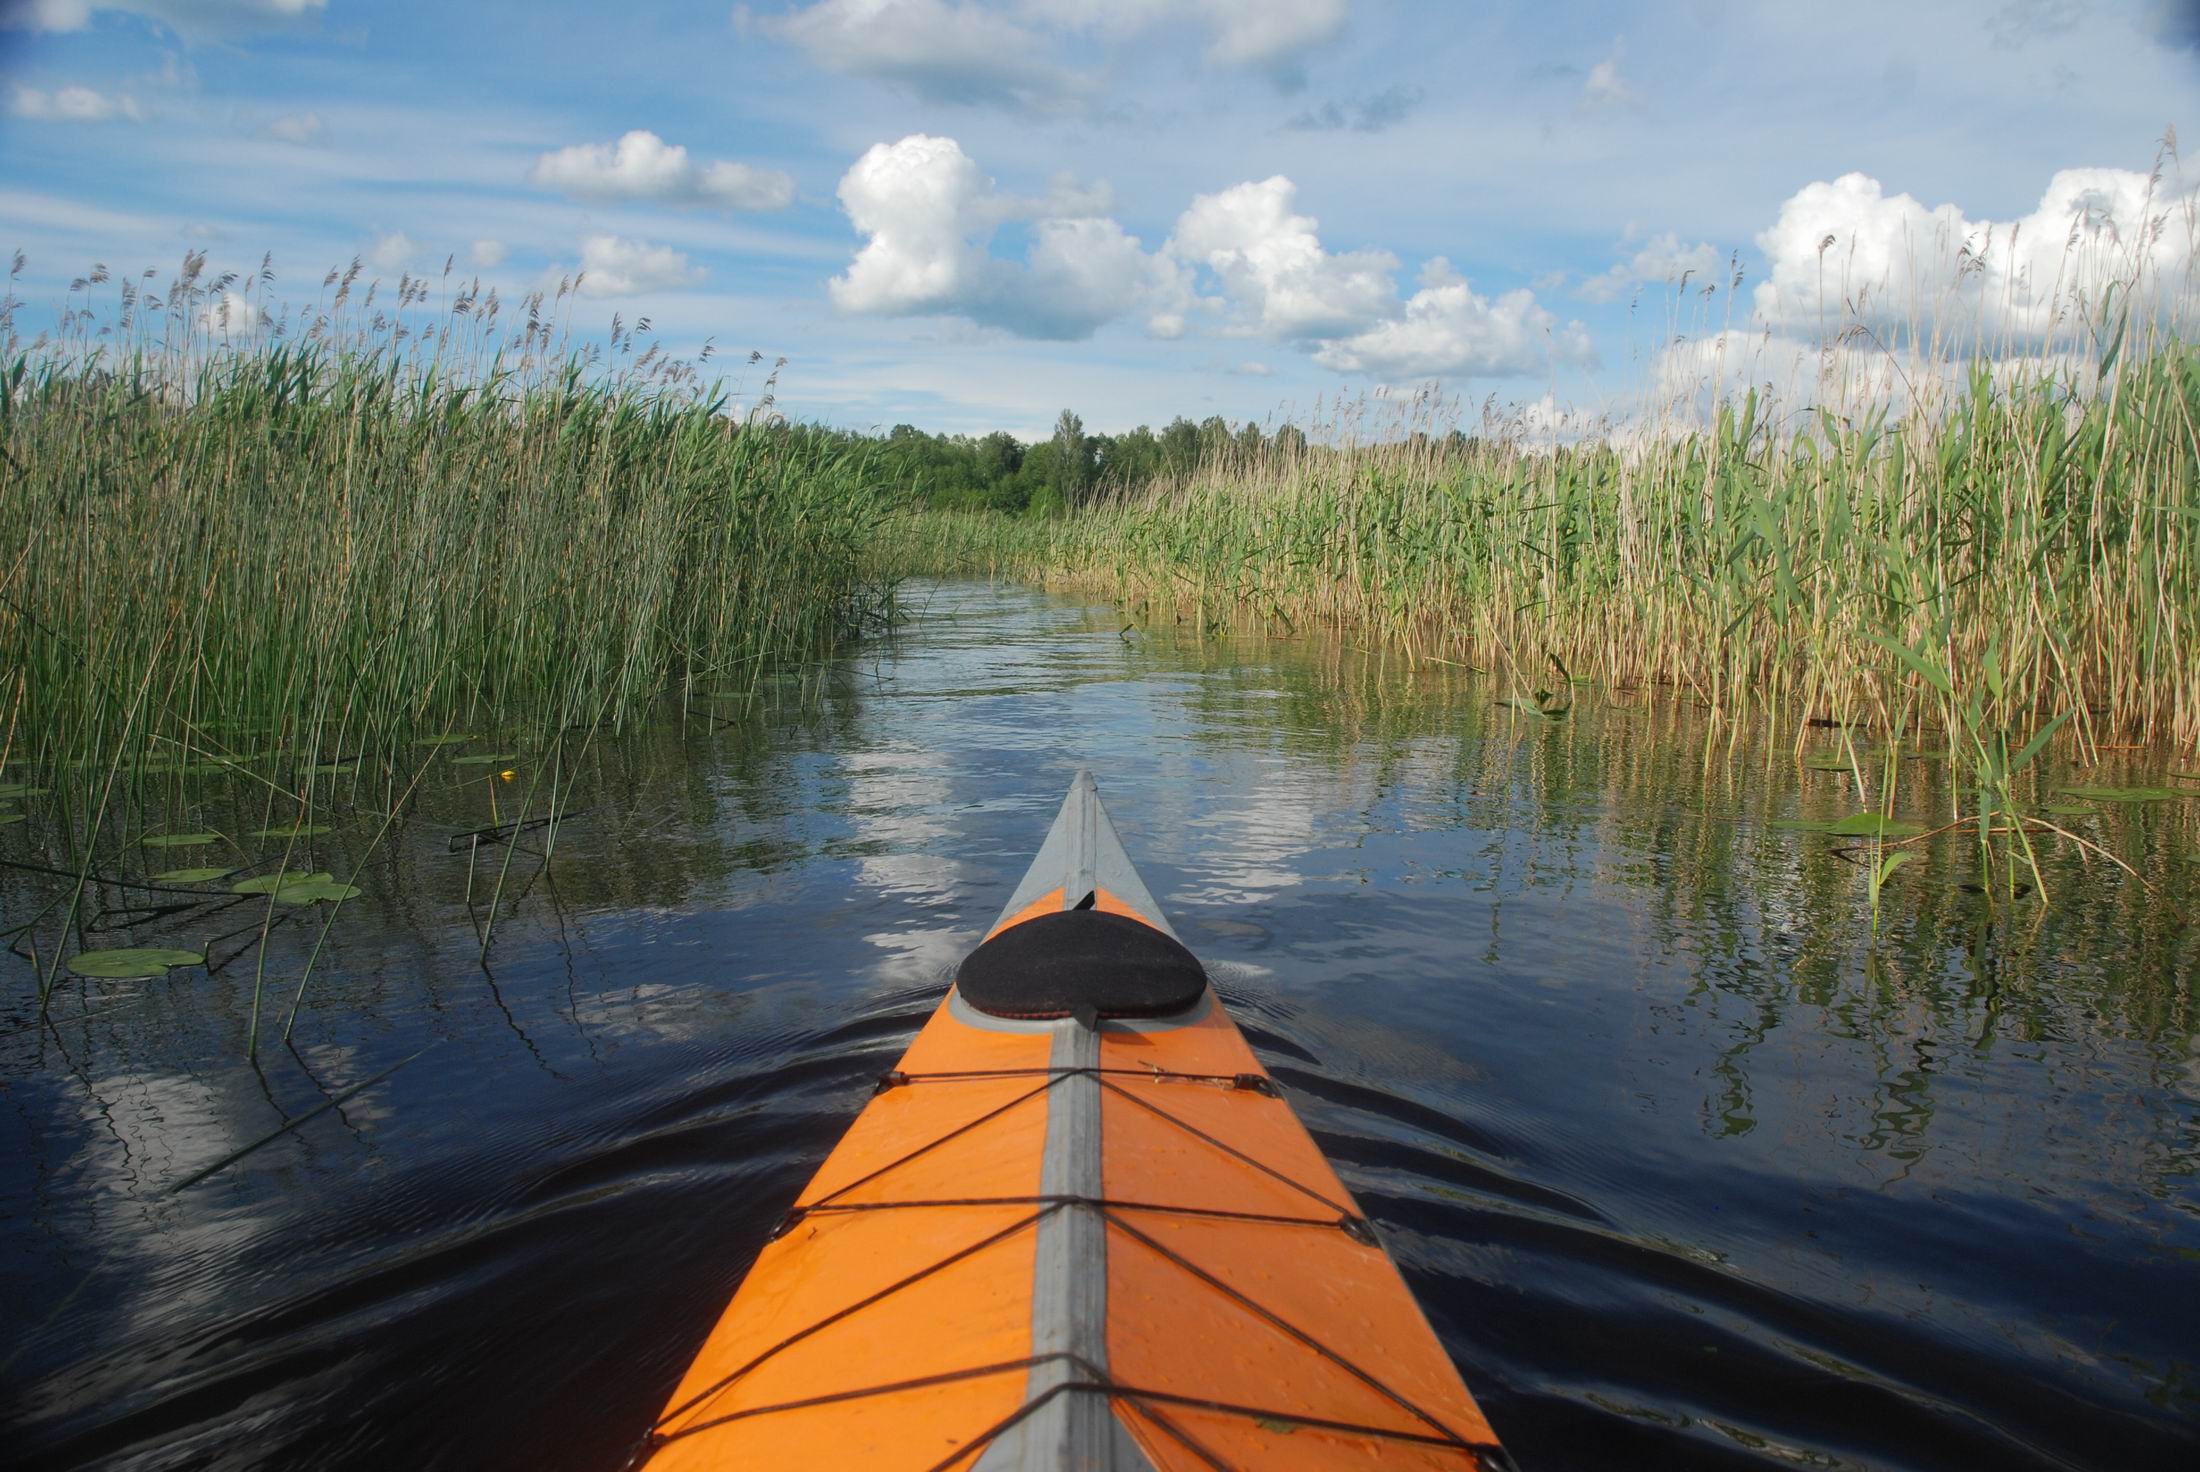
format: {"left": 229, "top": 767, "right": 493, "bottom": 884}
{"left": 955, "top": 910, "right": 1207, "bottom": 1020}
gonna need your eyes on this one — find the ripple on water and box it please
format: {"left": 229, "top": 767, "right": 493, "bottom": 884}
{"left": 3, "top": 580, "right": 2196, "bottom": 1470}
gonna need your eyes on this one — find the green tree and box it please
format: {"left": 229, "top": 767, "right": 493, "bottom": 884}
{"left": 1053, "top": 409, "right": 1091, "bottom": 504}
{"left": 1160, "top": 416, "right": 1200, "bottom": 474}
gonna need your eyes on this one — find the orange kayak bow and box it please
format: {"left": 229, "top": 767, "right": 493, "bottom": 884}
{"left": 633, "top": 770, "right": 1509, "bottom": 1470}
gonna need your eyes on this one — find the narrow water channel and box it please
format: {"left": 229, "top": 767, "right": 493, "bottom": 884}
{"left": 4, "top": 580, "right": 2196, "bottom": 1469}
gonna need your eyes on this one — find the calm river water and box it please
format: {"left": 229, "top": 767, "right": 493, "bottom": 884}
{"left": 4, "top": 580, "right": 2197, "bottom": 1470}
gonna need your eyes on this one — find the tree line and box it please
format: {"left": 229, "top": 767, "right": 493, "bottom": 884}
{"left": 844, "top": 409, "right": 1312, "bottom": 514}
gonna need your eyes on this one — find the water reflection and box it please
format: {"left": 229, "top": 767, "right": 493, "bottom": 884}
{"left": 2, "top": 580, "right": 2195, "bottom": 1469}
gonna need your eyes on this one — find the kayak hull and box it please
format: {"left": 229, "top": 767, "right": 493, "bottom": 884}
{"left": 636, "top": 773, "right": 1505, "bottom": 1470}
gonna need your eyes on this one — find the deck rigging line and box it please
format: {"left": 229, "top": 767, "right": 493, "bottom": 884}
{"left": 632, "top": 1065, "right": 1509, "bottom": 1471}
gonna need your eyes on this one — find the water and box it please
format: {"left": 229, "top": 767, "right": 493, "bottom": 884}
{"left": 3, "top": 580, "right": 2196, "bottom": 1470}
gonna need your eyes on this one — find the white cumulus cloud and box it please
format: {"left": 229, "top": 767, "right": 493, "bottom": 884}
{"left": 530, "top": 130, "right": 794, "bottom": 211}
{"left": 827, "top": 133, "right": 1591, "bottom": 382}
{"left": 1168, "top": 175, "right": 1397, "bottom": 340}
{"left": 576, "top": 234, "right": 704, "bottom": 296}
{"left": 198, "top": 292, "right": 264, "bottom": 339}
{"left": 9, "top": 83, "right": 143, "bottom": 121}
{"left": 469, "top": 238, "right": 508, "bottom": 268}
{"left": 1752, "top": 164, "right": 2200, "bottom": 343}
{"left": 1314, "top": 258, "right": 1596, "bottom": 378}
{"left": 830, "top": 133, "right": 1185, "bottom": 338}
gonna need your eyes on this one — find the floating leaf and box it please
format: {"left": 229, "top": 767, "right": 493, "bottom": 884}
{"left": 252, "top": 823, "right": 331, "bottom": 838}
{"left": 2038, "top": 801, "right": 2099, "bottom": 817}
{"left": 2055, "top": 785, "right": 2183, "bottom": 804}
{"left": 143, "top": 831, "right": 221, "bottom": 848}
{"left": 153, "top": 866, "right": 231, "bottom": 883}
{"left": 66, "top": 947, "right": 205, "bottom": 979}
{"left": 1801, "top": 753, "right": 1852, "bottom": 772}
{"left": 1772, "top": 812, "right": 1926, "bottom": 838}
{"left": 273, "top": 877, "right": 362, "bottom": 906}
{"left": 0, "top": 782, "right": 48, "bottom": 799}
{"left": 450, "top": 753, "right": 520, "bottom": 766}
{"left": 417, "top": 734, "right": 477, "bottom": 747}
{"left": 234, "top": 869, "right": 331, "bottom": 895}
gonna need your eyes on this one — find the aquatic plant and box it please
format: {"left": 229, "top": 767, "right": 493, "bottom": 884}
{"left": 0, "top": 249, "right": 898, "bottom": 1025}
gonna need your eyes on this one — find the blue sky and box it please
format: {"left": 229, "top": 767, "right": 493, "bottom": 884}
{"left": 2, "top": 0, "right": 2196, "bottom": 437}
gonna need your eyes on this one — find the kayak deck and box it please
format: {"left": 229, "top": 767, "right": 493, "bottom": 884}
{"left": 634, "top": 772, "right": 1506, "bottom": 1470}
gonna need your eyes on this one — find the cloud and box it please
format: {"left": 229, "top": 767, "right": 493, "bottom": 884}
{"left": 828, "top": 134, "right": 1587, "bottom": 381}
{"left": 199, "top": 291, "right": 264, "bottom": 339}
{"left": 265, "top": 111, "right": 320, "bottom": 143}
{"left": 829, "top": 133, "right": 1184, "bottom": 338}
{"left": 1581, "top": 39, "right": 1640, "bottom": 110}
{"left": 1023, "top": 0, "right": 1349, "bottom": 73}
{"left": 2145, "top": 0, "right": 2200, "bottom": 50}
{"left": 1639, "top": 330, "right": 1985, "bottom": 436}
{"left": 759, "top": 1, "right": 1349, "bottom": 107}
{"left": 1313, "top": 257, "right": 1596, "bottom": 379}
{"left": 1751, "top": 164, "right": 2200, "bottom": 343}
{"left": 529, "top": 130, "right": 794, "bottom": 211}
{"left": 469, "top": 238, "right": 508, "bottom": 268}
{"left": 1576, "top": 232, "right": 1722, "bottom": 303}
{"left": 1168, "top": 175, "right": 1397, "bottom": 340}
{"left": 1285, "top": 83, "right": 1423, "bottom": 134}
{"left": 577, "top": 234, "right": 704, "bottom": 296}
{"left": 1985, "top": 0, "right": 2085, "bottom": 49}
{"left": 368, "top": 231, "right": 417, "bottom": 272}
{"left": 9, "top": 84, "right": 143, "bottom": 121}
{"left": 760, "top": 0, "right": 1086, "bottom": 112}
{"left": 2, "top": 0, "right": 325, "bottom": 34}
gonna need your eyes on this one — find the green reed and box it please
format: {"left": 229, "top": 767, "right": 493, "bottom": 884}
{"left": 895, "top": 344, "right": 2200, "bottom": 753}
{"left": 0, "top": 252, "right": 896, "bottom": 1000}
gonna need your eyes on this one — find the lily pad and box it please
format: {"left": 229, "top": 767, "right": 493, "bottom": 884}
{"left": 66, "top": 946, "right": 206, "bottom": 979}
{"left": 154, "top": 866, "right": 231, "bottom": 883}
{"left": 234, "top": 869, "right": 331, "bottom": 895}
{"left": 2055, "top": 785, "right": 2184, "bottom": 804}
{"left": 449, "top": 753, "right": 520, "bottom": 766}
{"left": 0, "top": 782, "right": 48, "bottom": 799}
{"left": 251, "top": 823, "right": 331, "bottom": 838}
{"left": 1772, "top": 812, "right": 1926, "bottom": 839}
{"left": 272, "top": 877, "right": 362, "bottom": 906}
{"left": 143, "top": 831, "right": 221, "bottom": 848}
{"left": 1801, "top": 753, "right": 1853, "bottom": 772}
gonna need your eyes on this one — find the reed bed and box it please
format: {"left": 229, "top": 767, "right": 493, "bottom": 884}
{"left": 895, "top": 342, "right": 2200, "bottom": 759}
{"left": 2, "top": 252, "right": 895, "bottom": 766}
{"left": 0, "top": 252, "right": 895, "bottom": 1017}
